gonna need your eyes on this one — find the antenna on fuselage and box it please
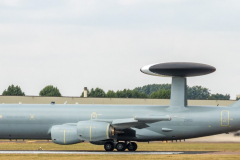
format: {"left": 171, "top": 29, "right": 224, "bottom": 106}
{"left": 140, "top": 62, "right": 216, "bottom": 111}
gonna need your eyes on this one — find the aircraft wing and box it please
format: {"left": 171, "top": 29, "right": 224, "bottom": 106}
{"left": 92, "top": 115, "right": 171, "bottom": 129}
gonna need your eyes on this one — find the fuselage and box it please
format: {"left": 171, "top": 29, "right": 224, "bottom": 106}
{"left": 0, "top": 104, "right": 238, "bottom": 141}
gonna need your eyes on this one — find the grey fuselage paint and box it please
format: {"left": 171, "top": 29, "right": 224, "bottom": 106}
{"left": 0, "top": 104, "right": 238, "bottom": 141}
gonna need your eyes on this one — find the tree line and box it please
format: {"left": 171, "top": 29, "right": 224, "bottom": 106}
{"left": 135, "top": 84, "right": 230, "bottom": 100}
{"left": 1, "top": 84, "right": 232, "bottom": 100}
{"left": 80, "top": 88, "right": 148, "bottom": 98}
{"left": 81, "top": 84, "right": 230, "bottom": 100}
{"left": 2, "top": 85, "right": 61, "bottom": 97}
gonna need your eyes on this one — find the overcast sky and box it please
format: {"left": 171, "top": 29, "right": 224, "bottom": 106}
{"left": 0, "top": 0, "right": 240, "bottom": 99}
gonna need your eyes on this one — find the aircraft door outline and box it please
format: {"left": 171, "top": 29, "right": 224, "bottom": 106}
{"left": 221, "top": 110, "right": 229, "bottom": 127}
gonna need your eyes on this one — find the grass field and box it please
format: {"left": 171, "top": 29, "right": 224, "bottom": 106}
{"left": 0, "top": 141, "right": 240, "bottom": 159}
{"left": 0, "top": 141, "right": 240, "bottom": 151}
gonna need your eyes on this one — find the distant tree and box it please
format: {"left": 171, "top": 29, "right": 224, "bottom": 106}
{"left": 209, "top": 94, "right": 230, "bottom": 100}
{"left": 134, "top": 84, "right": 171, "bottom": 96}
{"left": 135, "top": 84, "right": 211, "bottom": 99}
{"left": 116, "top": 89, "right": 127, "bottom": 98}
{"left": 132, "top": 89, "right": 148, "bottom": 98}
{"left": 88, "top": 88, "right": 106, "bottom": 97}
{"left": 150, "top": 89, "right": 171, "bottom": 99}
{"left": 80, "top": 84, "right": 230, "bottom": 100}
{"left": 187, "top": 86, "right": 210, "bottom": 100}
{"left": 2, "top": 85, "right": 25, "bottom": 96}
{"left": 125, "top": 89, "right": 133, "bottom": 98}
{"left": 140, "top": 93, "right": 149, "bottom": 98}
{"left": 115, "top": 89, "right": 148, "bottom": 98}
{"left": 115, "top": 89, "right": 129, "bottom": 98}
{"left": 39, "top": 85, "right": 61, "bottom": 97}
{"left": 106, "top": 90, "right": 117, "bottom": 98}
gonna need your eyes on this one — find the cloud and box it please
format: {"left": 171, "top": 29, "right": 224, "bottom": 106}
{"left": 0, "top": 0, "right": 240, "bottom": 32}
{"left": 0, "top": 0, "right": 20, "bottom": 6}
{"left": 118, "top": 0, "right": 139, "bottom": 5}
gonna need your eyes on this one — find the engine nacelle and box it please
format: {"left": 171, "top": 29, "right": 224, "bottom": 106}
{"left": 77, "top": 121, "right": 113, "bottom": 141}
{"left": 51, "top": 125, "right": 82, "bottom": 145}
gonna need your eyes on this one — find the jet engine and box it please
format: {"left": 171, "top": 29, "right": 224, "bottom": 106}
{"left": 77, "top": 121, "right": 117, "bottom": 141}
{"left": 51, "top": 125, "right": 82, "bottom": 145}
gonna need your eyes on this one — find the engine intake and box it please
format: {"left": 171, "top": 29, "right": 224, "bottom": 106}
{"left": 51, "top": 125, "right": 83, "bottom": 145}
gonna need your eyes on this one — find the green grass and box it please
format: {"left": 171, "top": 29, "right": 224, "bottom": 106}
{"left": 0, "top": 141, "right": 240, "bottom": 151}
{"left": 0, "top": 141, "right": 240, "bottom": 159}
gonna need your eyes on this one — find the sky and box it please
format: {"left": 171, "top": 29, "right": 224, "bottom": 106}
{"left": 0, "top": 0, "right": 240, "bottom": 99}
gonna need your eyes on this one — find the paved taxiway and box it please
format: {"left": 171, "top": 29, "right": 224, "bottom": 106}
{"left": 0, "top": 151, "right": 217, "bottom": 155}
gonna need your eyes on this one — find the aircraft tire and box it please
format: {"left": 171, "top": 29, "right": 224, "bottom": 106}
{"left": 104, "top": 142, "right": 114, "bottom": 151}
{"left": 127, "top": 142, "right": 137, "bottom": 151}
{"left": 116, "top": 142, "right": 126, "bottom": 151}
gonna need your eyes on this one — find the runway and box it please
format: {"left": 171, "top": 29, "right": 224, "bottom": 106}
{"left": 0, "top": 150, "right": 215, "bottom": 155}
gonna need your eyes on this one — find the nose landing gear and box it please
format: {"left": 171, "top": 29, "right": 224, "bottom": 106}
{"left": 104, "top": 141, "right": 137, "bottom": 152}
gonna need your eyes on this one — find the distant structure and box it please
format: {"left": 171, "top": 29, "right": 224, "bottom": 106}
{"left": 237, "top": 95, "right": 240, "bottom": 100}
{"left": 84, "top": 87, "right": 88, "bottom": 98}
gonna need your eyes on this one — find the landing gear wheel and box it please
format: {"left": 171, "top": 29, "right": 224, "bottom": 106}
{"left": 127, "top": 142, "right": 137, "bottom": 151}
{"left": 116, "top": 142, "right": 126, "bottom": 151}
{"left": 104, "top": 142, "right": 114, "bottom": 151}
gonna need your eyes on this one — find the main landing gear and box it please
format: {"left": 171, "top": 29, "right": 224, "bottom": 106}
{"left": 126, "top": 142, "right": 137, "bottom": 151}
{"left": 104, "top": 142, "right": 114, "bottom": 151}
{"left": 104, "top": 142, "right": 137, "bottom": 152}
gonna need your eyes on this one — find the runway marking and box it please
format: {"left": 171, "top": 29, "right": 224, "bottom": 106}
{"left": 0, "top": 151, "right": 184, "bottom": 155}
{"left": 26, "top": 141, "right": 37, "bottom": 143}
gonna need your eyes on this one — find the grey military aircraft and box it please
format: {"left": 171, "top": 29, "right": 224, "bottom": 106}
{"left": 0, "top": 62, "right": 238, "bottom": 152}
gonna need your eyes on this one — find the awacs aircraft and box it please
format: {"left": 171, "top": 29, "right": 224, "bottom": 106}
{"left": 0, "top": 62, "right": 239, "bottom": 152}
